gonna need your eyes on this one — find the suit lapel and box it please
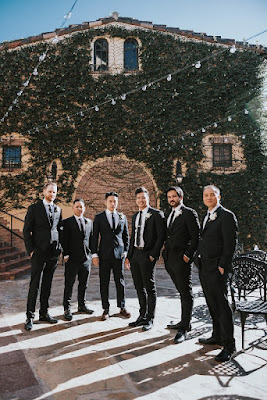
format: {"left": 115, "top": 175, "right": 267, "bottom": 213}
{"left": 103, "top": 211, "right": 112, "bottom": 231}
{"left": 201, "top": 205, "right": 222, "bottom": 235}
{"left": 39, "top": 201, "right": 51, "bottom": 227}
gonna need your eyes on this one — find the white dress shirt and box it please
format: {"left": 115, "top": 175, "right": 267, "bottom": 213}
{"left": 167, "top": 204, "right": 183, "bottom": 227}
{"left": 105, "top": 209, "right": 119, "bottom": 229}
{"left": 134, "top": 206, "right": 150, "bottom": 248}
{"left": 203, "top": 204, "right": 220, "bottom": 229}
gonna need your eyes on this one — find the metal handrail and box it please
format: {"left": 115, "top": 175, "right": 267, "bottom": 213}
{"left": 0, "top": 209, "right": 24, "bottom": 246}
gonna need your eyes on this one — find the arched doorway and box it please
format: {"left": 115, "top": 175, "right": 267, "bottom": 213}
{"left": 75, "top": 157, "right": 158, "bottom": 222}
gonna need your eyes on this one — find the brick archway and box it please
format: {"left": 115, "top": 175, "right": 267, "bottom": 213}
{"left": 75, "top": 157, "right": 158, "bottom": 222}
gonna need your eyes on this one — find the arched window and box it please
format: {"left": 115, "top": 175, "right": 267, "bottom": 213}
{"left": 124, "top": 39, "right": 138, "bottom": 71}
{"left": 94, "top": 39, "right": 108, "bottom": 71}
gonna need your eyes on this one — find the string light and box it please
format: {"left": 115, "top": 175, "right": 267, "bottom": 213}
{"left": 195, "top": 61, "right": 201, "bottom": 69}
{"left": 111, "top": 98, "right": 116, "bottom": 105}
{"left": 202, "top": 128, "right": 206, "bottom": 132}
{"left": 244, "top": 109, "right": 249, "bottom": 114}
{"left": 166, "top": 74, "right": 172, "bottom": 81}
{"left": 121, "top": 94, "right": 126, "bottom": 100}
{"left": 0, "top": 0, "right": 79, "bottom": 124}
{"left": 142, "top": 85, "right": 147, "bottom": 91}
{"left": 230, "top": 45, "right": 237, "bottom": 54}
{"left": 227, "top": 116, "right": 232, "bottom": 121}
{"left": 94, "top": 106, "right": 99, "bottom": 112}
{"left": 214, "top": 123, "right": 218, "bottom": 128}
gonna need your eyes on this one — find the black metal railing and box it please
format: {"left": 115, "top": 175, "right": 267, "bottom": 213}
{"left": 0, "top": 209, "right": 24, "bottom": 246}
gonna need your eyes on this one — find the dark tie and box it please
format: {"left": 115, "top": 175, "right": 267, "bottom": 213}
{"left": 111, "top": 212, "right": 115, "bottom": 231}
{"left": 204, "top": 212, "right": 210, "bottom": 228}
{"left": 168, "top": 210, "right": 175, "bottom": 228}
{"left": 136, "top": 210, "right": 143, "bottom": 247}
{"left": 48, "top": 205, "right": 53, "bottom": 226}
{"left": 78, "top": 218, "right": 84, "bottom": 234}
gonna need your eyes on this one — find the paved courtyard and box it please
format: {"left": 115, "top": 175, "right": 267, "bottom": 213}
{"left": 0, "top": 263, "right": 266, "bottom": 400}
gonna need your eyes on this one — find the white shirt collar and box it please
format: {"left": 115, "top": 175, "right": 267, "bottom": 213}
{"left": 209, "top": 204, "right": 220, "bottom": 214}
{"left": 139, "top": 206, "right": 149, "bottom": 214}
{"left": 172, "top": 204, "right": 182, "bottom": 213}
{"left": 106, "top": 209, "right": 117, "bottom": 215}
{"left": 74, "top": 214, "right": 84, "bottom": 221}
{"left": 43, "top": 199, "right": 53, "bottom": 206}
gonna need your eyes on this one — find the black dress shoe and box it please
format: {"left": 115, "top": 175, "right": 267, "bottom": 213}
{"left": 64, "top": 310, "right": 73, "bottom": 321}
{"left": 24, "top": 318, "right": 33, "bottom": 331}
{"left": 142, "top": 320, "right": 153, "bottom": 331}
{"left": 78, "top": 305, "right": 94, "bottom": 314}
{"left": 39, "top": 313, "right": 58, "bottom": 324}
{"left": 215, "top": 347, "right": 236, "bottom": 363}
{"left": 174, "top": 329, "right": 187, "bottom": 344}
{"left": 167, "top": 322, "right": 180, "bottom": 330}
{"left": 198, "top": 336, "right": 223, "bottom": 346}
{"left": 128, "top": 316, "right": 146, "bottom": 327}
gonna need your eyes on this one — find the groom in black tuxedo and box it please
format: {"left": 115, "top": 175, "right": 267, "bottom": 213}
{"left": 163, "top": 186, "right": 200, "bottom": 343}
{"left": 197, "top": 185, "right": 238, "bottom": 362}
{"left": 126, "top": 187, "right": 165, "bottom": 331}
{"left": 91, "top": 191, "right": 130, "bottom": 320}
{"left": 23, "top": 182, "right": 62, "bottom": 331}
{"left": 62, "top": 199, "right": 94, "bottom": 321}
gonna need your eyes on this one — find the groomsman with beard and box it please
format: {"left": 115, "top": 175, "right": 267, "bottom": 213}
{"left": 163, "top": 186, "right": 200, "bottom": 343}
{"left": 126, "top": 187, "right": 165, "bottom": 331}
{"left": 23, "top": 182, "right": 62, "bottom": 331}
{"left": 197, "top": 185, "right": 238, "bottom": 362}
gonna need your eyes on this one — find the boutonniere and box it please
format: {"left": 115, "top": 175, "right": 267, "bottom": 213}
{"left": 145, "top": 212, "right": 152, "bottom": 220}
{"left": 176, "top": 210, "right": 183, "bottom": 217}
{"left": 54, "top": 206, "right": 58, "bottom": 213}
{"left": 209, "top": 212, "right": 217, "bottom": 221}
{"left": 118, "top": 212, "right": 124, "bottom": 220}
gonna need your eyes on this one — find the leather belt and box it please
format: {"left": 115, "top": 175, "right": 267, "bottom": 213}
{"left": 134, "top": 246, "right": 144, "bottom": 251}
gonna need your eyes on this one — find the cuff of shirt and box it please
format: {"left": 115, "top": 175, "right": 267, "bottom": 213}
{"left": 92, "top": 253, "right": 98, "bottom": 258}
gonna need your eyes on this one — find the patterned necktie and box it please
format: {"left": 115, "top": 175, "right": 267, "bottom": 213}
{"left": 48, "top": 205, "right": 53, "bottom": 226}
{"left": 136, "top": 210, "right": 143, "bottom": 247}
{"left": 168, "top": 210, "right": 175, "bottom": 228}
{"left": 111, "top": 212, "right": 115, "bottom": 231}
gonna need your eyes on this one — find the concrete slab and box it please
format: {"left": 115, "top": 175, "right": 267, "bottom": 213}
{"left": 0, "top": 264, "right": 266, "bottom": 400}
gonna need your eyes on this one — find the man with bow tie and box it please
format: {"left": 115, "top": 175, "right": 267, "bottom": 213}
{"left": 197, "top": 185, "right": 238, "bottom": 362}
{"left": 23, "top": 182, "right": 62, "bottom": 331}
{"left": 91, "top": 191, "right": 130, "bottom": 321}
{"left": 163, "top": 186, "right": 200, "bottom": 343}
{"left": 62, "top": 199, "right": 94, "bottom": 321}
{"left": 126, "top": 187, "right": 165, "bottom": 331}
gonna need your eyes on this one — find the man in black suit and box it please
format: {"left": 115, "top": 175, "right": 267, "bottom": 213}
{"left": 23, "top": 182, "right": 62, "bottom": 331}
{"left": 197, "top": 185, "right": 238, "bottom": 362}
{"left": 163, "top": 186, "right": 200, "bottom": 343}
{"left": 62, "top": 199, "right": 94, "bottom": 321}
{"left": 91, "top": 191, "right": 130, "bottom": 320}
{"left": 126, "top": 187, "right": 165, "bottom": 331}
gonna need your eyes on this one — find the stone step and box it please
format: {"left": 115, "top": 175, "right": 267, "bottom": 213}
{"left": 0, "top": 256, "right": 31, "bottom": 273}
{"left": 0, "top": 264, "right": 31, "bottom": 280}
{"left": 0, "top": 250, "right": 27, "bottom": 263}
{"left": 0, "top": 245, "right": 17, "bottom": 255}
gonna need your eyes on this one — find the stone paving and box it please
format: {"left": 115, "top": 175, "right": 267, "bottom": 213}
{"left": 0, "top": 262, "right": 266, "bottom": 400}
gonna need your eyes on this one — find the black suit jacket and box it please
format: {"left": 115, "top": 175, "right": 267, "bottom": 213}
{"left": 163, "top": 205, "right": 200, "bottom": 262}
{"left": 62, "top": 216, "right": 93, "bottom": 261}
{"left": 91, "top": 211, "right": 129, "bottom": 260}
{"left": 197, "top": 205, "right": 238, "bottom": 271}
{"left": 23, "top": 200, "right": 62, "bottom": 255}
{"left": 128, "top": 207, "right": 166, "bottom": 260}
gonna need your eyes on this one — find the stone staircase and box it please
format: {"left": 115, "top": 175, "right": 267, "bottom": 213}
{"left": 0, "top": 214, "right": 31, "bottom": 280}
{"left": 0, "top": 241, "right": 31, "bottom": 280}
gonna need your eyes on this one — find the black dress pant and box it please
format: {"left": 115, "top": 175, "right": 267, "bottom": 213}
{"left": 199, "top": 258, "right": 235, "bottom": 350}
{"left": 165, "top": 250, "right": 193, "bottom": 331}
{"left": 130, "top": 248, "right": 157, "bottom": 320}
{"left": 26, "top": 246, "right": 59, "bottom": 319}
{"left": 99, "top": 256, "right": 125, "bottom": 310}
{"left": 63, "top": 257, "right": 91, "bottom": 310}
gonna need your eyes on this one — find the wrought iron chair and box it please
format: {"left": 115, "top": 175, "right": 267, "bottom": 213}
{"left": 231, "top": 254, "right": 267, "bottom": 350}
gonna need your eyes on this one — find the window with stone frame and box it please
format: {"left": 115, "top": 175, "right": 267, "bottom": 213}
{"left": 124, "top": 38, "right": 138, "bottom": 71}
{"left": 94, "top": 39, "right": 108, "bottom": 71}
{"left": 212, "top": 143, "right": 232, "bottom": 167}
{"left": 2, "top": 146, "right": 22, "bottom": 169}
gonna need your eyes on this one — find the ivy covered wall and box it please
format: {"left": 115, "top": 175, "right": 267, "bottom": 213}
{"left": 0, "top": 25, "right": 266, "bottom": 249}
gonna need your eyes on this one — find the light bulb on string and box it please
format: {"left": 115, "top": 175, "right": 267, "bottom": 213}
{"left": 167, "top": 74, "right": 172, "bottom": 81}
{"left": 56, "top": 121, "right": 60, "bottom": 126}
{"left": 242, "top": 135, "right": 246, "bottom": 139}
{"left": 17, "top": 90, "right": 23, "bottom": 96}
{"left": 67, "top": 116, "right": 71, "bottom": 122}
{"left": 45, "top": 124, "right": 48, "bottom": 129}
{"left": 80, "top": 111, "right": 84, "bottom": 117}
{"left": 8, "top": 106, "right": 13, "bottom": 111}
{"left": 23, "top": 80, "right": 30, "bottom": 87}
{"left": 244, "top": 109, "right": 249, "bottom": 114}
{"left": 39, "top": 53, "right": 46, "bottom": 61}
{"left": 214, "top": 123, "right": 218, "bottom": 128}
{"left": 36, "top": 128, "right": 39, "bottom": 133}
{"left": 121, "top": 94, "right": 126, "bottom": 101}
{"left": 230, "top": 45, "right": 236, "bottom": 54}
{"left": 202, "top": 128, "right": 206, "bottom": 133}
{"left": 195, "top": 61, "right": 201, "bottom": 69}
{"left": 52, "top": 35, "right": 59, "bottom": 44}
{"left": 190, "top": 132, "right": 194, "bottom": 137}
{"left": 33, "top": 68, "right": 38, "bottom": 76}
{"left": 95, "top": 106, "right": 99, "bottom": 112}
{"left": 111, "top": 98, "right": 116, "bottom": 105}
{"left": 227, "top": 116, "right": 232, "bottom": 121}
{"left": 142, "top": 85, "right": 147, "bottom": 91}
{"left": 13, "top": 99, "right": 18, "bottom": 104}
{"left": 64, "top": 12, "right": 72, "bottom": 19}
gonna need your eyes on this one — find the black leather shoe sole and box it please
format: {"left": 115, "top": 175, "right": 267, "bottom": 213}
{"left": 198, "top": 337, "right": 223, "bottom": 346}
{"left": 78, "top": 307, "right": 94, "bottom": 314}
{"left": 64, "top": 312, "right": 73, "bottom": 321}
{"left": 39, "top": 315, "right": 58, "bottom": 324}
{"left": 129, "top": 318, "right": 146, "bottom": 327}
